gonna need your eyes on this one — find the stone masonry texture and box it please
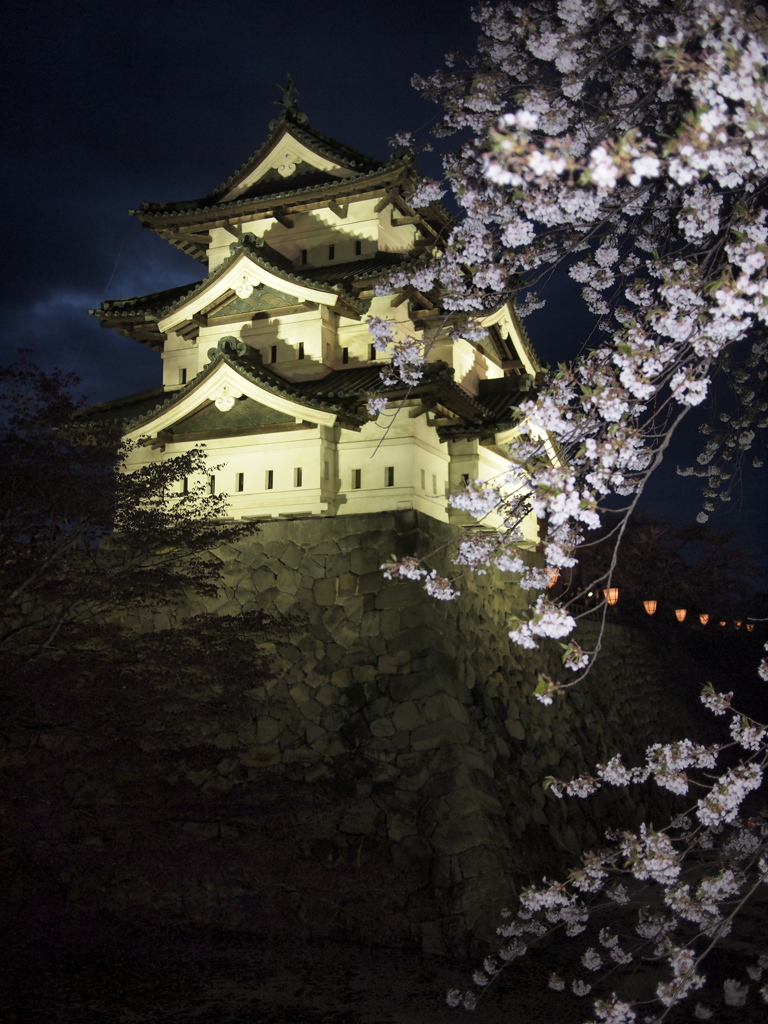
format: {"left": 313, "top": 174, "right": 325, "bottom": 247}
{"left": 1, "top": 510, "right": 720, "bottom": 957}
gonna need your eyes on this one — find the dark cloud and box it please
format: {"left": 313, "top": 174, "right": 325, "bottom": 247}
{"left": 2, "top": 0, "right": 475, "bottom": 394}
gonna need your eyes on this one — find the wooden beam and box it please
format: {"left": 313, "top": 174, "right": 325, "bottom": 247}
{"left": 408, "top": 404, "right": 434, "bottom": 419}
{"left": 410, "top": 289, "right": 436, "bottom": 311}
{"left": 272, "top": 208, "right": 294, "bottom": 229}
{"left": 328, "top": 199, "right": 348, "bottom": 219}
{"left": 174, "top": 231, "right": 212, "bottom": 246}
{"left": 374, "top": 189, "right": 400, "bottom": 214}
{"left": 177, "top": 322, "right": 199, "bottom": 340}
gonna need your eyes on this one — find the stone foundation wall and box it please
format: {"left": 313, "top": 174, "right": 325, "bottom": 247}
{"left": 116, "top": 509, "right": 714, "bottom": 955}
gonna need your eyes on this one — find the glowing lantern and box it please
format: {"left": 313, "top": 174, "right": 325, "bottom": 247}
{"left": 699, "top": 613, "right": 709, "bottom": 625}
{"left": 675, "top": 608, "right": 687, "bottom": 622}
{"left": 734, "top": 620, "right": 742, "bottom": 630}
{"left": 604, "top": 588, "right": 619, "bottom": 606}
{"left": 746, "top": 623, "right": 755, "bottom": 632}
{"left": 719, "top": 621, "right": 727, "bottom": 627}
{"left": 643, "top": 600, "right": 657, "bottom": 615}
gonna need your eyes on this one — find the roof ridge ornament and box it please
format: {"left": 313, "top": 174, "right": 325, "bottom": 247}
{"left": 269, "top": 74, "right": 308, "bottom": 130}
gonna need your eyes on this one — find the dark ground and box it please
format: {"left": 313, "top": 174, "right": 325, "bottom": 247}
{"left": 2, "top": 897, "right": 767, "bottom": 1024}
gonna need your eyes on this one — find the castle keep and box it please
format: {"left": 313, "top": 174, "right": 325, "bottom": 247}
{"left": 90, "top": 84, "right": 541, "bottom": 539}
{"left": 76, "top": 90, "right": 708, "bottom": 953}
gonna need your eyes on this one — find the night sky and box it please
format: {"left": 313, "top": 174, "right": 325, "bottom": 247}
{"left": 2, "top": 0, "right": 765, "bottom": 571}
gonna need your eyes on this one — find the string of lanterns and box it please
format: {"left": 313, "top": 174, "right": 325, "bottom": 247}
{"left": 599, "top": 589, "right": 755, "bottom": 630}
{"left": 546, "top": 574, "right": 757, "bottom": 631}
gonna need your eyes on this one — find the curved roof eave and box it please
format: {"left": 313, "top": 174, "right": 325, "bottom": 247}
{"left": 123, "top": 349, "right": 365, "bottom": 437}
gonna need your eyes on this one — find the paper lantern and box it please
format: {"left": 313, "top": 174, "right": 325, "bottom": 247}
{"left": 603, "top": 588, "right": 619, "bottom": 606}
{"left": 643, "top": 600, "right": 657, "bottom": 615}
{"left": 675, "top": 608, "right": 687, "bottom": 622}
{"left": 699, "top": 613, "right": 709, "bottom": 625}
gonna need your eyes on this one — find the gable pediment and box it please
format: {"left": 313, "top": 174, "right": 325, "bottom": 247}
{"left": 163, "top": 394, "right": 297, "bottom": 440}
{"left": 221, "top": 128, "right": 355, "bottom": 202}
{"left": 125, "top": 357, "right": 338, "bottom": 441}
{"left": 157, "top": 249, "right": 340, "bottom": 333}
{"left": 204, "top": 282, "right": 301, "bottom": 320}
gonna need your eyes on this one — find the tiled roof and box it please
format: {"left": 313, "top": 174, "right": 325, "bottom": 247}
{"left": 81, "top": 339, "right": 534, "bottom": 441}
{"left": 216, "top": 115, "right": 388, "bottom": 196}
{"left": 116, "top": 342, "right": 368, "bottom": 434}
{"left": 133, "top": 161, "right": 412, "bottom": 219}
{"left": 92, "top": 235, "right": 374, "bottom": 325}
{"left": 92, "top": 282, "right": 202, "bottom": 320}
{"left": 299, "top": 251, "right": 423, "bottom": 286}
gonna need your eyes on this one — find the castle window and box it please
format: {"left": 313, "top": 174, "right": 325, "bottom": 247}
{"left": 432, "top": 473, "right": 437, "bottom": 494}
{"left": 300, "top": 249, "right": 307, "bottom": 265}
{"left": 370, "top": 344, "right": 377, "bottom": 360}
{"left": 270, "top": 345, "right": 277, "bottom": 363}
{"left": 266, "top": 470, "right": 274, "bottom": 490}
{"left": 342, "top": 347, "right": 349, "bottom": 364}
{"left": 208, "top": 475, "right": 216, "bottom": 495}
{"left": 324, "top": 461, "right": 330, "bottom": 480}
{"left": 385, "top": 467, "right": 395, "bottom": 487}
{"left": 352, "top": 469, "right": 362, "bottom": 489}
{"left": 298, "top": 342, "right": 305, "bottom": 360}
{"left": 328, "top": 244, "right": 335, "bottom": 260}
{"left": 179, "top": 368, "right": 187, "bottom": 385}
{"left": 295, "top": 467, "right": 303, "bottom": 487}
{"left": 460, "top": 474, "right": 469, "bottom": 486}
{"left": 181, "top": 477, "right": 189, "bottom": 495}
{"left": 355, "top": 240, "right": 362, "bottom": 256}
{"left": 420, "top": 469, "right": 426, "bottom": 490}
{"left": 237, "top": 472, "right": 245, "bottom": 493}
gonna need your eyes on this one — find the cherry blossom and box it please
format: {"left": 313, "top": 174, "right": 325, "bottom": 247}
{"left": 375, "top": 2, "right": 768, "bottom": 1018}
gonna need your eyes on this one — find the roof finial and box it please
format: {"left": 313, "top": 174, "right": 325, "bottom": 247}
{"left": 273, "top": 74, "right": 308, "bottom": 126}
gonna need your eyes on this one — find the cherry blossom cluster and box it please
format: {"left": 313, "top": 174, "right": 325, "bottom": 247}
{"left": 447, "top": 689, "right": 768, "bottom": 1021}
{"left": 372, "top": 0, "right": 768, "bottom": 645}
{"left": 371, "top": 4, "right": 768, "bottom": 1018}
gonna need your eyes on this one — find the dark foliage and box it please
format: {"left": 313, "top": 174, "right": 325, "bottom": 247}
{"left": 0, "top": 357, "right": 257, "bottom": 656}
